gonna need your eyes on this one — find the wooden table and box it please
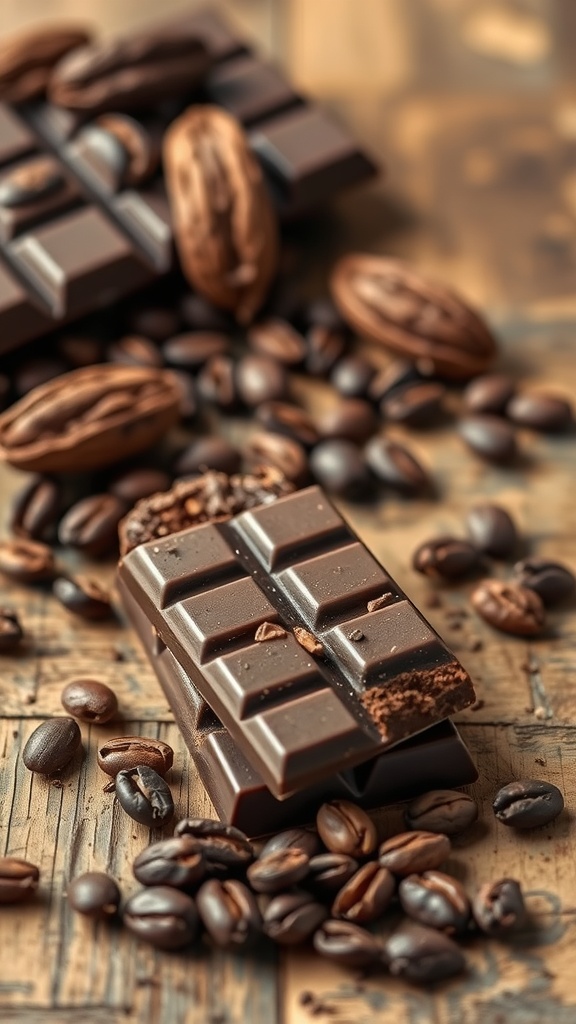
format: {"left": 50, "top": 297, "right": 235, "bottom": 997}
{"left": 1, "top": 2, "right": 576, "bottom": 1021}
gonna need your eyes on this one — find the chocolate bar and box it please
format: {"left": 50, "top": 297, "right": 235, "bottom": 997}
{"left": 118, "top": 486, "right": 476, "bottom": 798}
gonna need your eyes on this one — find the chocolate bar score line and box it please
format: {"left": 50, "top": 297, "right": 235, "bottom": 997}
{"left": 118, "top": 486, "right": 476, "bottom": 799}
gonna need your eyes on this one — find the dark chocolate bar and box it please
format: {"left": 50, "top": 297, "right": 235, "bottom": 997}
{"left": 118, "top": 486, "right": 476, "bottom": 798}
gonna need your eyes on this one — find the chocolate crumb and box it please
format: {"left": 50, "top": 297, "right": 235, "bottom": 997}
{"left": 425, "top": 593, "right": 443, "bottom": 608}
{"left": 469, "top": 639, "right": 483, "bottom": 652}
{"left": 535, "top": 757, "right": 546, "bottom": 766}
{"left": 255, "top": 621, "right": 287, "bottom": 642}
{"left": 367, "top": 592, "right": 394, "bottom": 612}
{"left": 299, "top": 992, "right": 314, "bottom": 1007}
{"left": 470, "top": 698, "right": 485, "bottom": 711}
{"left": 348, "top": 628, "right": 364, "bottom": 641}
{"left": 293, "top": 626, "right": 323, "bottom": 656}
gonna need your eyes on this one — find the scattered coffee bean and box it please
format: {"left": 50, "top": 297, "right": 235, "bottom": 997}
{"left": 53, "top": 576, "right": 113, "bottom": 620}
{"left": 378, "top": 831, "right": 450, "bottom": 876}
{"left": 162, "top": 331, "right": 231, "bottom": 370}
{"left": 466, "top": 504, "right": 519, "bottom": 558}
{"left": 305, "top": 325, "right": 347, "bottom": 376}
{"left": 0, "top": 537, "right": 55, "bottom": 583}
{"left": 115, "top": 765, "right": 174, "bottom": 828}
{"left": 197, "top": 878, "right": 261, "bottom": 948}
{"left": 365, "top": 437, "right": 431, "bottom": 494}
{"left": 133, "top": 837, "right": 205, "bottom": 888}
{"left": 109, "top": 468, "right": 171, "bottom": 506}
{"left": 313, "top": 919, "right": 383, "bottom": 968}
{"left": 259, "top": 828, "right": 321, "bottom": 860}
{"left": 317, "top": 398, "right": 378, "bottom": 444}
{"left": 236, "top": 355, "right": 289, "bottom": 407}
{"left": 58, "top": 494, "right": 126, "bottom": 557}
{"left": 255, "top": 401, "right": 319, "bottom": 447}
{"left": 413, "top": 537, "right": 480, "bottom": 580}
{"left": 384, "top": 920, "right": 466, "bottom": 982}
{"left": 107, "top": 335, "right": 163, "bottom": 367}
{"left": 459, "top": 414, "right": 517, "bottom": 462}
{"left": 381, "top": 381, "right": 446, "bottom": 426}
{"left": 171, "top": 370, "right": 197, "bottom": 419}
{"left": 175, "top": 437, "right": 241, "bottom": 477}
{"left": 127, "top": 306, "right": 181, "bottom": 342}
{"left": 98, "top": 736, "right": 173, "bottom": 778}
{"left": 512, "top": 557, "right": 575, "bottom": 606}
{"left": 471, "top": 579, "right": 545, "bottom": 636}
{"left": 310, "top": 440, "right": 373, "bottom": 500}
{"left": 332, "top": 861, "right": 395, "bottom": 924}
{"left": 247, "top": 849, "right": 309, "bottom": 894}
{"left": 248, "top": 318, "right": 307, "bottom": 366}
{"left": 404, "top": 790, "right": 478, "bottom": 836}
{"left": 263, "top": 891, "right": 328, "bottom": 945}
{"left": 173, "top": 819, "right": 254, "bottom": 870}
{"left": 472, "top": 878, "right": 526, "bottom": 934}
{"left": 124, "top": 886, "right": 198, "bottom": 949}
{"left": 507, "top": 392, "right": 572, "bottom": 432}
{"left": 243, "top": 431, "right": 309, "bottom": 486}
{"left": 463, "top": 373, "right": 516, "bottom": 415}
{"left": 492, "top": 779, "right": 564, "bottom": 829}
{"left": 398, "top": 871, "right": 470, "bottom": 935}
{"left": 67, "top": 872, "right": 121, "bottom": 918}
{"left": 368, "top": 360, "right": 421, "bottom": 403}
{"left": 197, "top": 355, "right": 238, "bottom": 409}
{"left": 316, "top": 801, "right": 377, "bottom": 858}
{"left": 9, "top": 475, "right": 61, "bottom": 541}
{"left": 0, "top": 857, "right": 39, "bottom": 903}
{"left": 330, "top": 356, "right": 375, "bottom": 398}
{"left": 60, "top": 678, "right": 118, "bottom": 724}
{"left": 0, "top": 608, "right": 23, "bottom": 651}
{"left": 180, "top": 293, "right": 232, "bottom": 332}
{"left": 22, "top": 717, "right": 82, "bottom": 775}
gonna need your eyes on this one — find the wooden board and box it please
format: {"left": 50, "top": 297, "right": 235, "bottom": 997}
{"left": 1, "top": 1, "right": 576, "bottom": 1022}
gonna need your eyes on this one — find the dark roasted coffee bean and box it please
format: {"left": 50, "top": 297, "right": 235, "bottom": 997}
{"left": 305, "top": 324, "right": 347, "bottom": 376}
{"left": 175, "top": 437, "right": 241, "bottom": 477}
{"left": 459, "top": 414, "right": 517, "bottom": 462}
{"left": 0, "top": 857, "right": 39, "bottom": 903}
{"left": 22, "top": 717, "right": 82, "bottom": 775}
{"left": 365, "top": 436, "right": 431, "bottom": 494}
{"left": 381, "top": 381, "right": 446, "bottom": 426}
{"left": 127, "top": 306, "right": 181, "bottom": 342}
{"left": 58, "top": 335, "right": 106, "bottom": 367}
{"left": 318, "top": 398, "right": 377, "bottom": 444}
{"left": 248, "top": 318, "right": 307, "bottom": 366}
{"left": 398, "top": 871, "right": 470, "bottom": 934}
{"left": 115, "top": 765, "right": 174, "bottom": 828}
{"left": 493, "top": 779, "right": 564, "bottom": 829}
{"left": 109, "top": 467, "right": 171, "bottom": 505}
{"left": 472, "top": 878, "right": 526, "bottom": 934}
{"left": 243, "top": 431, "right": 309, "bottom": 486}
{"left": 67, "top": 872, "right": 120, "bottom": 918}
{"left": 107, "top": 335, "right": 163, "bottom": 367}
{"left": 247, "top": 849, "right": 309, "bottom": 893}
{"left": 133, "top": 837, "right": 205, "bottom": 888}
{"left": 259, "top": 828, "right": 321, "bottom": 860}
{"left": 171, "top": 370, "right": 197, "bottom": 420}
{"left": 466, "top": 504, "right": 519, "bottom": 559}
{"left": 162, "top": 332, "right": 231, "bottom": 370}
{"left": 197, "top": 879, "right": 261, "bottom": 948}
{"left": 14, "top": 358, "right": 69, "bottom": 397}
{"left": 512, "top": 557, "right": 575, "bottom": 606}
{"left": 124, "top": 885, "right": 198, "bottom": 949}
{"left": 307, "top": 853, "right": 359, "bottom": 893}
{"left": 180, "top": 293, "right": 232, "bottom": 332}
{"left": 507, "top": 392, "right": 572, "bottom": 432}
{"left": 236, "top": 355, "right": 289, "bottom": 407}
{"left": 313, "top": 919, "right": 383, "bottom": 967}
{"left": 316, "top": 801, "right": 377, "bottom": 858}
{"left": 263, "top": 891, "right": 327, "bottom": 945}
{"left": 332, "top": 861, "right": 395, "bottom": 924}
{"left": 310, "top": 440, "right": 373, "bottom": 500}
{"left": 58, "top": 494, "right": 126, "bottom": 557}
{"left": 53, "top": 576, "right": 113, "bottom": 620}
{"left": 197, "top": 355, "right": 238, "bottom": 410}
{"left": 330, "top": 356, "right": 375, "bottom": 398}
{"left": 368, "top": 360, "right": 421, "bottom": 403}
{"left": 255, "top": 401, "right": 319, "bottom": 447}
{"left": 0, "top": 537, "right": 55, "bottom": 583}
{"left": 9, "top": 475, "right": 61, "bottom": 541}
{"left": 98, "top": 736, "right": 173, "bottom": 778}
{"left": 379, "top": 831, "right": 450, "bottom": 876}
{"left": 61, "top": 678, "right": 118, "bottom": 724}
{"left": 174, "top": 819, "right": 254, "bottom": 870}
{"left": 412, "top": 537, "right": 480, "bottom": 580}
{"left": 405, "top": 790, "right": 478, "bottom": 836}
{"left": 471, "top": 579, "right": 545, "bottom": 636}
{"left": 0, "top": 608, "right": 23, "bottom": 651}
{"left": 464, "top": 373, "right": 516, "bottom": 415}
{"left": 384, "top": 920, "right": 466, "bottom": 982}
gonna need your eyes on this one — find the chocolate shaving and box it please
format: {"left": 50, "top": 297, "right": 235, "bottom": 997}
{"left": 366, "top": 593, "right": 394, "bottom": 612}
{"left": 293, "top": 626, "right": 323, "bottom": 656}
{"left": 255, "top": 621, "right": 287, "bottom": 642}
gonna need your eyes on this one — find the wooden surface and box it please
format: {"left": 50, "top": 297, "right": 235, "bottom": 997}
{"left": 1, "top": 1, "right": 576, "bottom": 1022}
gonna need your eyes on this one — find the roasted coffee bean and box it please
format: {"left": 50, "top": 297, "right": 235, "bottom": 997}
{"left": 53, "top": 576, "right": 113, "bottom": 620}
{"left": 398, "top": 871, "right": 470, "bottom": 934}
{"left": 247, "top": 849, "right": 309, "bottom": 894}
{"left": 61, "top": 678, "right": 118, "bottom": 724}
{"left": 466, "top": 504, "right": 519, "bottom": 559}
{"left": 133, "top": 837, "right": 205, "bottom": 888}
{"left": 317, "top": 398, "right": 378, "bottom": 444}
{"left": 493, "top": 779, "right": 564, "bottom": 829}
{"left": 180, "top": 293, "right": 232, "bottom": 332}
{"left": 96, "top": 112, "right": 159, "bottom": 185}
{"left": 307, "top": 853, "right": 359, "bottom": 893}
{"left": 107, "top": 335, "right": 163, "bottom": 367}
{"left": 197, "top": 355, "right": 238, "bottom": 410}
{"left": 310, "top": 440, "right": 373, "bottom": 500}
{"left": 124, "top": 886, "right": 198, "bottom": 949}
{"left": 14, "top": 357, "right": 69, "bottom": 398}
{"left": 174, "top": 819, "right": 254, "bottom": 870}
{"left": 316, "top": 801, "right": 377, "bottom": 858}
{"left": 381, "top": 381, "right": 446, "bottom": 426}
{"left": 259, "top": 828, "right": 321, "bottom": 860}
{"left": 365, "top": 436, "right": 431, "bottom": 494}
{"left": 243, "top": 431, "right": 309, "bottom": 486}
{"left": 115, "top": 765, "right": 174, "bottom": 828}
{"left": 507, "top": 392, "right": 572, "bottom": 432}
{"left": 248, "top": 318, "right": 307, "bottom": 366}
{"left": 413, "top": 536, "right": 480, "bottom": 580}
{"left": 236, "top": 355, "right": 289, "bottom": 407}
{"left": 471, "top": 579, "right": 545, "bottom": 636}
{"left": 0, "top": 608, "right": 23, "bottom": 651}
{"left": 368, "top": 360, "right": 421, "bottom": 403}
{"left": 67, "top": 872, "right": 121, "bottom": 918}
{"left": 171, "top": 370, "right": 197, "bottom": 420}
{"left": 255, "top": 401, "right": 319, "bottom": 447}
{"left": 463, "top": 373, "right": 516, "bottom": 415}
{"left": 404, "top": 790, "right": 478, "bottom": 836}
{"left": 379, "top": 831, "right": 450, "bottom": 876}
{"left": 305, "top": 324, "right": 347, "bottom": 376}
{"left": 162, "top": 332, "right": 231, "bottom": 370}
{"left": 472, "top": 878, "right": 526, "bottom": 934}
{"left": 0, "top": 25, "right": 91, "bottom": 103}
{"left": 98, "top": 736, "right": 173, "bottom": 778}
{"left": 512, "top": 557, "right": 575, "bottom": 606}
{"left": 0, "top": 857, "right": 39, "bottom": 903}
{"left": 58, "top": 493, "right": 126, "bottom": 557}
{"left": 332, "top": 861, "right": 395, "bottom": 924}
{"left": 58, "top": 335, "right": 106, "bottom": 367}
{"left": 9, "top": 475, "right": 61, "bottom": 541}
{"left": 197, "top": 878, "right": 261, "bottom": 948}
{"left": 313, "top": 919, "right": 383, "bottom": 968}
{"left": 459, "top": 414, "right": 517, "bottom": 462}
{"left": 263, "top": 891, "right": 327, "bottom": 945}
{"left": 175, "top": 437, "right": 241, "bottom": 477}
{"left": 0, "top": 537, "right": 55, "bottom": 583}
{"left": 384, "top": 920, "right": 466, "bottom": 982}
{"left": 330, "top": 356, "right": 375, "bottom": 398}
{"left": 109, "top": 467, "right": 171, "bottom": 506}
{"left": 127, "top": 306, "right": 181, "bottom": 342}
{"left": 22, "top": 717, "right": 82, "bottom": 775}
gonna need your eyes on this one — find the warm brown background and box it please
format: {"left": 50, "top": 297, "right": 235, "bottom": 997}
{"left": 1, "top": 1, "right": 576, "bottom": 1022}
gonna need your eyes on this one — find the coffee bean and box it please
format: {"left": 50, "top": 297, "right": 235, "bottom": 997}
{"left": 14, "top": 357, "right": 69, "bottom": 397}
{"left": 398, "top": 871, "right": 470, "bottom": 934}
{"left": 378, "top": 831, "right": 450, "bottom": 876}
{"left": 180, "top": 293, "right": 232, "bottom": 332}
{"left": 115, "top": 765, "right": 174, "bottom": 828}
{"left": 58, "top": 335, "right": 106, "bottom": 367}
{"left": 109, "top": 467, "right": 171, "bottom": 506}
{"left": 381, "top": 381, "right": 446, "bottom": 426}
{"left": 307, "top": 853, "right": 359, "bottom": 894}
{"left": 318, "top": 398, "right": 377, "bottom": 444}
{"left": 236, "top": 355, "right": 289, "bottom": 407}
{"left": 58, "top": 494, "right": 126, "bottom": 557}
{"left": 197, "top": 355, "right": 238, "bottom": 409}
{"left": 259, "top": 828, "right": 321, "bottom": 860}
{"left": 175, "top": 437, "right": 241, "bottom": 477}
{"left": 383, "top": 920, "right": 466, "bottom": 982}
{"left": 53, "top": 576, "right": 113, "bottom": 620}
{"left": 492, "top": 779, "right": 564, "bottom": 829}
{"left": 459, "top": 414, "right": 517, "bottom": 462}
{"left": 174, "top": 819, "right": 253, "bottom": 870}
{"left": 471, "top": 579, "right": 545, "bottom": 636}
{"left": 107, "top": 335, "right": 163, "bottom": 367}
{"left": 60, "top": 678, "right": 118, "bottom": 724}
{"left": 247, "top": 849, "right": 309, "bottom": 894}
{"left": 412, "top": 537, "right": 480, "bottom": 580}
{"left": 124, "top": 886, "right": 198, "bottom": 949}
{"left": 466, "top": 504, "right": 519, "bottom": 558}
{"left": 263, "top": 891, "right": 327, "bottom": 945}
{"left": 310, "top": 440, "right": 373, "bottom": 500}
{"left": 133, "top": 837, "right": 205, "bottom": 888}
{"left": 365, "top": 437, "right": 431, "bottom": 494}
{"left": 305, "top": 296, "right": 347, "bottom": 333}
{"left": 472, "top": 878, "right": 526, "bottom": 934}
{"left": 22, "top": 717, "right": 82, "bottom": 775}
{"left": 0, "top": 537, "right": 55, "bottom": 583}
{"left": 243, "top": 431, "right": 309, "bottom": 486}
{"left": 316, "top": 801, "right": 377, "bottom": 858}
{"left": 330, "top": 356, "right": 375, "bottom": 398}
{"left": 10, "top": 475, "right": 61, "bottom": 541}
{"left": 0, "top": 608, "right": 23, "bottom": 651}
{"left": 171, "top": 370, "right": 197, "bottom": 420}
{"left": 0, "top": 857, "right": 39, "bottom": 903}
{"left": 98, "top": 736, "right": 173, "bottom": 778}
{"left": 255, "top": 401, "right": 319, "bottom": 447}
{"left": 127, "top": 306, "right": 181, "bottom": 342}
{"left": 512, "top": 557, "right": 575, "bottom": 606}
{"left": 197, "top": 878, "right": 261, "bottom": 948}
{"left": 248, "top": 318, "right": 307, "bottom": 367}
{"left": 332, "top": 861, "right": 395, "bottom": 924}
{"left": 305, "top": 324, "right": 347, "bottom": 376}
{"left": 404, "top": 790, "right": 478, "bottom": 836}
{"left": 368, "top": 360, "right": 421, "bottom": 403}
{"left": 463, "top": 374, "right": 516, "bottom": 415}
{"left": 162, "top": 332, "right": 231, "bottom": 370}
{"left": 313, "top": 919, "right": 383, "bottom": 968}
{"left": 67, "top": 872, "right": 121, "bottom": 918}
{"left": 507, "top": 392, "right": 572, "bottom": 432}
